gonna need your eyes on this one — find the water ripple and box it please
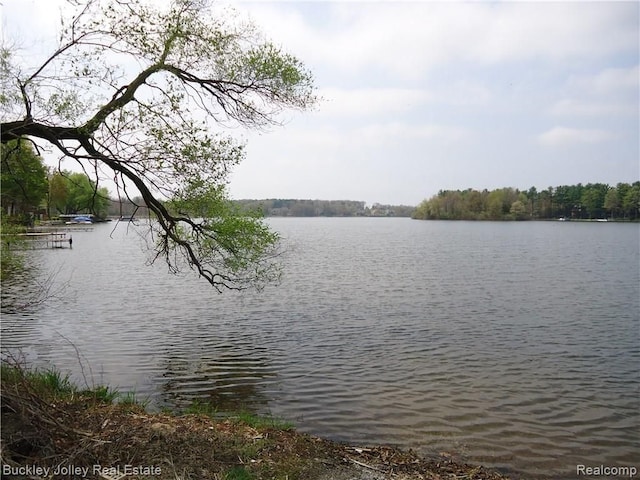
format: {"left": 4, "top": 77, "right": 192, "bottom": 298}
{"left": 2, "top": 219, "right": 638, "bottom": 479}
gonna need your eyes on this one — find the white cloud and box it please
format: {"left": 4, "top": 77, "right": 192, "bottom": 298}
{"left": 316, "top": 87, "right": 432, "bottom": 117}
{"left": 313, "top": 82, "right": 491, "bottom": 120}
{"left": 568, "top": 65, "right": 640, "bottom": 95}
{"left": 550, "top": 65, "right": 639, "bottom": 117}
{"left": 550, "top": 98, "right": 637, "bottom": 117}
{"left": 464, "top": 3, "right": 637, "bottom": 64}
{"left": 352, "top": 122, "right": 468, "bottom": 145}
{"left": 246, "top": 120, "right": 467, "bottom": 156}
{"left": 538, "top": 127, "right": 618, "bottom": 147}
{"left": 236, "top": 2, "right": 639, "bottom": 77}
{"left": 433, "top": 81, "right": 493, "bottom": 107}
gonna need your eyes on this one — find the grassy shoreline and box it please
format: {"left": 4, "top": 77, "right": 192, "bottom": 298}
{"left": 1, "top": 362, "right": 512, "bottom": 480}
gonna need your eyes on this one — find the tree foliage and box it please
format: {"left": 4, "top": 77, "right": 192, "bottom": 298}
{"left": 1, "top": 0, "right": 316, "bottom": 291}
{"left": 1, "top": 140, "right": 49, "bottom": 220}
{"left": 413, "top": 182, "right": 640, "bottom": 221}
{"left": 48, "top": 171, "right": 110, "bottom": 218}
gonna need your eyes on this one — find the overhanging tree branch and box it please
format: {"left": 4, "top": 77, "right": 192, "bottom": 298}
{"left": 1, "top": 0, "right": 316, "bottom": 291}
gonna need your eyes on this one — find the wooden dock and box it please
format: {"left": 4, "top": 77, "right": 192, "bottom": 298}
{"left": 31, "top": 224, "right": 94, "bottom": 232}
{"left": 6, "top": 232, "right": 73, "bottom": 249}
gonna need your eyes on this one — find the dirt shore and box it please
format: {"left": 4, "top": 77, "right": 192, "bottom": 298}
{"left": 1, "top": 366, "right": 512, "bottom": 480}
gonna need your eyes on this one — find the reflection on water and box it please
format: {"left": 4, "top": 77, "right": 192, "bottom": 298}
{"left": 1, "top": 218, "right": 639, "bottom": 479}
{"left": 159, "top": 345, "right": 277, "bottom": 412}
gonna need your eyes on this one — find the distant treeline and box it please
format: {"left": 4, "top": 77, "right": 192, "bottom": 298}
{"left": 104, "top": 198, "right": 414, "bottom": 219}
{"left": 107, "top": 197, "right": 150, "bottom": 218}
{"left": 233, "top": 199, "right": 415, "bottom": 217}
{"left": 413, "top": 182, "right": 640, "bottom": 221}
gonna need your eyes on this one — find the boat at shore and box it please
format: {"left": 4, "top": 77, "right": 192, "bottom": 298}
{"left": 65, "top": 215, "right": 93, "bottom": 225}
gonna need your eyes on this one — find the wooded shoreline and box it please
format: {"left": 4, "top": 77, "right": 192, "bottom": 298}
{"left": 412, "top": 183, "right": 640, "bottom": 221}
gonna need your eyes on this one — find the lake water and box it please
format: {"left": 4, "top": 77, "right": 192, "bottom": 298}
{"left": 2, "top": 218, "right": 639, "bottom": 479}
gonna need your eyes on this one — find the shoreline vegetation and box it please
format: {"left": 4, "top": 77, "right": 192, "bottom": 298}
{"left": 105, "top": 181, "right": 638, "bottom": 221}
{"left": 411, "top": 182, "right": 640, "bottom": 222}
{"left": 1, "top": 362, "right": 511, "bottom": 480}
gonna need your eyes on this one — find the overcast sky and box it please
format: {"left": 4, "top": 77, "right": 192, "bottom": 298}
{"left": 3, "top": 1, "right": 639, "bottom": 205}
